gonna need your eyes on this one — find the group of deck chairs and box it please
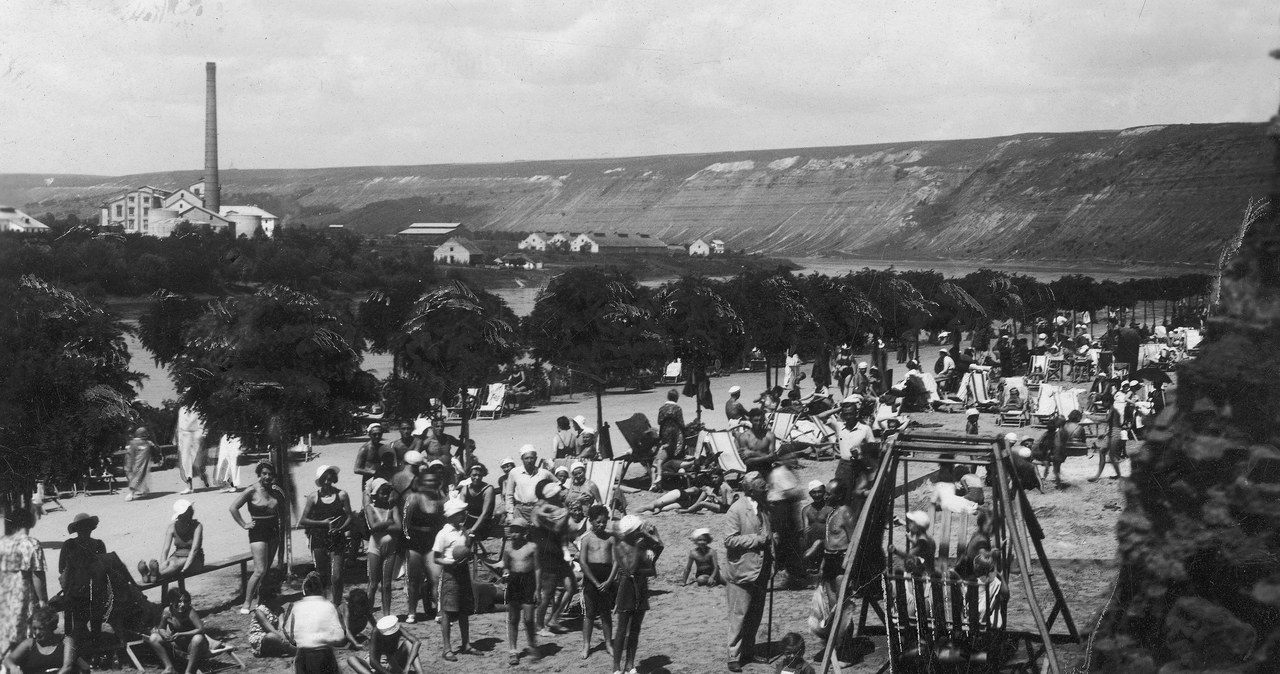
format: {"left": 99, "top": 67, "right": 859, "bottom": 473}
{"left": 444, "top": 382, "right": 514, "bottom": 420}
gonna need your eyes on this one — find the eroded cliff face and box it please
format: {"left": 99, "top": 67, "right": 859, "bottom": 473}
{"left": 8, "top": 123, "right": 1267, "bottom": 266}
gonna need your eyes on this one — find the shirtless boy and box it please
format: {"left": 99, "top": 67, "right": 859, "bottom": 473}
{"left": 578, "top": 505, "right": 616, "bottom": 660}
{"left": 501, "top": 520, "right": 541, "bottom": 666}
{"left": 681, "top": 528, "right": 722, "bottom": 586}
{"left": 612, "top": 515, "right": 664, "bottom": 674}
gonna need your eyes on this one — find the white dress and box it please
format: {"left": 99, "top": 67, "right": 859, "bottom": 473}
{"left": 215, "top": 434, "right": 243, "bottom": 488}
{"left": 175, "top": 406, "right": 208, "bottom": 481}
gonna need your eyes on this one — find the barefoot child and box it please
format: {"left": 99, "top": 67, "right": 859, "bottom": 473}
{"left": 612, "top": 515, "right": 664, "bottom": 674}
{"left": 432, "top": 500, "right": 474, "bottom": 661}
{"left": 680, "top": 528, "right": 722, "bottom": 586}
{"left": 501, "top": 519, "right": 541, "bottom": 666}
{"left": 578, "top": 505, "right": 616, "bottom": 660}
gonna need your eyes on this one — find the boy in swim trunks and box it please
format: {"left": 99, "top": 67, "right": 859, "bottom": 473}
{"left": 681, "top": 528, "right": 722, "bottom": 586}
{"left": 578, "top": 505, "right": 615, "bottom": 660}
{"left": 501, "top": 519, "right": 540, "bottom": 666}
{"left": 612, "top": 515, "right": 664, "bottom": 674}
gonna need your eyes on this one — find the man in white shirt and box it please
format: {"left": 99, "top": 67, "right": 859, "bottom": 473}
{"left": 504, "top": 445, "right": 554, "bottom": 529}
{"left": 819, "top": 395, "right": 874, "bottom": 491}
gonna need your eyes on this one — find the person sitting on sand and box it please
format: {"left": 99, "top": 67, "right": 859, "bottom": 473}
{"left": 282, "top": 573, "right": 347, "bottom": 674}
{"left": 3, "top": 607, "right": 88, "bottom": 674}
{"left": 680, "top": 528, "right": 722, "bottom": 586}
{"left": 146, "top": 589, "right": 208, "bottom": 674}
{"left": 248, "top": 584, "right": 296, "bottom": 658}
{"left": 346, "top": 616, "right": 418, "bottom": 674}
{"left": 337, "top": 589, "right": 374, "bottom": 649}
{"left": 682, "top": 470, "right": 736, "bottom": 514}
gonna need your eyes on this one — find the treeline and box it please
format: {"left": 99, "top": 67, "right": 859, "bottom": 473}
{"left": 0, "top": 225, "right": 438, "bottom": 297}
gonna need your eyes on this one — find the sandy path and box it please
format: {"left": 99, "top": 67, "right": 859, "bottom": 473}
{"left": 36, "top": 366, "right": 1125, "bottom": 673}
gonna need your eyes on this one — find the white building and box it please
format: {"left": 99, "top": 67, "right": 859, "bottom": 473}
{"left": 99, "top": 184, "right": 272, "bottom": 237}
{"left": 518, "top": 232, "right": 550, "bottom": 251}
{"left": 395, "top": 222, "right": 470, "bottom": 246}
{"left": 688, "top": 239, "right": 711, "bottom": 257}
{"left": 220, "top": 206, "right": 280, "bottom": 237}
{"left": 570, "top": 232, "right": 669, "bottom": 255}
{"left": 433, "top": 237, "right": 486, "bottom": 265}
{"left": 547, "top": 232, "right": 572, "bottom": 249}
{"left": 0, "top": 206, "right": 50, "bottom": 233}
{"left": 711, "top": 239, "right": 726, "bottom": 254}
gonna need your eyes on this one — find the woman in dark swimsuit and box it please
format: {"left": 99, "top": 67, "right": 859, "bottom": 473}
{"left": 299, "top": 465, "right": 353, "bottom": 606}
{"left": 401, "top": 466, "right": 445, "bottom": 623}
{"left": 3, "top": 607, "right": 85, "bottom": 674}
{"left": 461, "top": 464, "right": 497, "bottom": 540}
{"left": 230, "top": 461, "right": 287, "bottom": 614}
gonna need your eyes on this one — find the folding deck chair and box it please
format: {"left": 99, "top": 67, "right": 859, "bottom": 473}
{"left": 1027, "top": 355, "right": 1049, "bottom": 384}
{"left": 883, "top": 571, "right": 1006, "bottom": 672}
{"left": 770, "top": 411, "right": 798, "bottom": 442}
{"left": 996, "top": 377, "right": 1030, "bottom": 427}
{"left": 476, "top": 383, "right": 507, "bottom": 419}
{"left": 962, "top": 371, "right": 998, "bottom": 411}
{"left": 924, "top": 372, "right": 965, "bottom": 413}
{"left": 661, "top": 359, "right": 683, "bottom": 384}
{"left": 1032, "top": 384, "right": 1060, "bottom": 426}
{"left": 447, "top": 387, "right": 481, "bottom": 420}
{"left": 698, "top": 429, "right": 749, "bottom": 476}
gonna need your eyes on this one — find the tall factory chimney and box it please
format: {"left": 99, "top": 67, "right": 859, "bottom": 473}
{"left": 204, "top": 62, "right": 221, "bottom": 212}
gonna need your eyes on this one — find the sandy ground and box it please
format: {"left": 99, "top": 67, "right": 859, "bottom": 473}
{"left": 36, "top": 366, "right": 1126, "bottom": 674}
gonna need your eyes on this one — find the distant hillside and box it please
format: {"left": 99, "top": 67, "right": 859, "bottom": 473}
{"left": 5, "top": 123, "right": 1268, "bottom": 266}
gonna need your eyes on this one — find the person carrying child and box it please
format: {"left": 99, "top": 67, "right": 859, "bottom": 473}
{"left": 681, "top": 528, "right": 722, "bottom": 586}
{"left": 578, "top": 505, "right": 616, "bottom": 660}
{"left": 612, "top": 515, "right": 664, "bottom": 674}
{"left": 501, "top": 518, "right": 541, "bottom": 666}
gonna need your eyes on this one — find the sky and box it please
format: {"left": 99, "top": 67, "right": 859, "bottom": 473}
{"left": 2, "top": 0, "right": 1277, "bottom": 175}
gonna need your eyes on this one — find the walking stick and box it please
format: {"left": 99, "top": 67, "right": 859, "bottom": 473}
{"left": 765, "top": 541, "right": 780, "bottom": 664}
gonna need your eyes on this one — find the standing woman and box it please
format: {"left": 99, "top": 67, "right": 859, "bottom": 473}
{"left": 460, "top": 464, "right": 497, "bottom": 540}
{"left": 0, "top": 507, "right": 48, "bottom": 654}
{"left": 123, "top": 426, "right": 157, "bottom": 501}
{"left": 299, "top": 465, "right": 353, "bottom": 606}
{"left": 401, "top": 465, "right": 446, "bottom": 623}
{"left": 1088, "top": 406, "right": 1126, "bottom": 482}
{"left": 363, "top": 478, "right": 401, "bottom": 616}
{"left": 229, "top": 461, "right": 287, "bottom": 615}
{"left": 59, "top": 514, "right": 108, "bottom": 638}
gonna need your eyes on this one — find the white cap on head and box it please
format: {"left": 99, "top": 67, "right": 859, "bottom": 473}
{"left": 367, "top": 423, "right": 383, "bottom": 434}
{"left": 315, "top": 465, "right": 338, "bottom": 482}
{"left": 499, "top": 457, "right": 516, "bottom": 468}
{"left": 367, "top": 477, "right": 389, "bottom": 494}
{"left": 376, "top": 615, "right": 400, "bottom": 636}
{"left": 905, "top": 510, "right": 931, "bottom": 530}
{"left": 842, "top": 393, "right": 862, "bottom": 406}
{"left": 807, "top": 480, "right": 825, "bottom": 492}
{"left": 540, "top": 480, "right": 563, "bottom": 500}
{"left": 573, "top": 415, "right": 588, "bottom": 427}
{"left": 1003, "top": 432, "right": 1019, "bottom": 445}
{"left": 404, "top": 450, "right": 424, "bottom": 466}
{"left": 1015, "top": 445, "right": 1033, "bottom": 459}
{"left": 172, "top": 499, "right": 193, "bottom": 521}
{"left": 519, "top": 444, "right": 538, "bottom": 457}
{"left": 967, "top": 408, "right": 979, "bottom": 416}
{"left": 618, "top": 515, "right": 643, "bottom": 536}
{"left": 729, "top": 385, "right": 741, "bottom": 395}
{"left": 690, "top": 527, "right": 711, "bottom": 541}
{"left": 570, "top": 461, "right": 586, "bottom": 473}
{"left": 443, "top": 499, "right": 467, "bottom": 517}
{"left": 412, "top": 417, "right": 431, "bottom": 436}
{"left": 553, "top": 465, "right": 570, "bottom": 476}
{"left": 858, "top": 362, "right": 869, "bottom": 369}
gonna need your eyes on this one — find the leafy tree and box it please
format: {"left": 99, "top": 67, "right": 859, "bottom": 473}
{"left": 525, "top": 267, "right": 667, "bottom": 430}
{"left": 165, "top": 285, "right": 375, "bottom": 472}
{"left": 655, "top": 276, "right": 745, "bottom": 412}
{"left": 794, "top": 273, "right": 879, "bottom": 386}
{"left": 385, "top": 281, "right": 520, "bottom": 438}
{"left": 0, "top": 276, "right": 140, "bottom": 502}
{"left": 137, "top": 290, "right": 207, "bottom": 366}
{"left": 722, "top": 269, "right": 815, "bottom": 388}
{"left": 847, "top": 268, "right": 933, "bottom": 342}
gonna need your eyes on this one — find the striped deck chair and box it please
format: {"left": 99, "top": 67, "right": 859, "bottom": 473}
{"left": 447, "top": 388, "right": 481, "bottom": 420}
{"left": 1033, "top": 384, "right": 1060, "bottom": 426}
{"left": 1028, "top": 355, "right": 1049, "bottom": 383}
{"left": 770, "top": 411, "right": 798, "bottom": 442}
{"left": 661, "top": 359, "right": 683, "bottom": 384}
{"left": 925, "top": 372, "right": 965, "bottom": 413}
{"left": 586, "top": 459, "right": 628, "bottom": 516}
{"left": 476, "top": 383, "right": 507, "bottom": 419}
{"left": 698, "top": 429, "right": 748, "bottom": 476}
{"left": 997, "top": 377, "right": 1030, "bottom": 427}
{"left": 963, "top": 371, "right": 998, "bottom": 410}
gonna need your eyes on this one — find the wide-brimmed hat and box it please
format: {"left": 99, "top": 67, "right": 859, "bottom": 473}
{"left": 376, "top": 615, "right": 400, "bottom": 636}
{"left": 618, "top": 515, "right": 643, "bottom": 536}
{"left": 314, "top": 464, "right": 339, "bottom": 485}
{"left": 573, "top": 415, "right": 588, "bottom": 428}
{"left": 443, "top": 499, "right": 467, "bottom": 517}
{"left": 68, "top": 513, "right": 99, "bottom": 534}
{"left": 172, "top": 499, "right": 193, "bottom": 521}
{"left": 905, "top": 510, "right": 931, "bottom": 530}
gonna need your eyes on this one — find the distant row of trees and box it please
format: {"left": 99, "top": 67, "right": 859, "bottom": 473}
{"left": 1, "top": 246, "right": 1211, "bottom": 502}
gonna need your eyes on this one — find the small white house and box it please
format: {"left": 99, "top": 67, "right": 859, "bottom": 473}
{"left": 220, "top": 205, "right": 280, "bottom": 238}
{"left": 434, "top": 237, "right": 487, "bottom": 265}
{"left": 0, "top": 206, "right": 50, "bottom": 233}
{"left": 689, "top": 239, "right": 711, "bottom": 257}
{"left": 518, "top": 233, "right": 550, "bottom": 251}
{"left": 711, "top": 239, "right": 726, "bottom": 254}
{"left": 569, "top": 233, "right": 599, "bottom": 253}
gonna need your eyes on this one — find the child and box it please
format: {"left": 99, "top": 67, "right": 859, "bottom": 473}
{"left": 965, "top": 408, "right": 980, "bottom": 435}
{"left": 338, "top": 589, "right": 375, "bottom": 649}
{"left": 612, "top": 515, "right": 663, "bottom": 674}
{"left": 147, "top": 588, "right": 207, "bottom": 674}
{"left": 346, "top": 616, "right": 418, "bottom": 674}
{"left": 431, "top": 500, "right": 474, "bottom": 661}
{"left": 775, "top": 632, "right": 817, "bottom": 674}
{"left": 501, "top": 519, "right": 541, "bottom": 666}
{"left": 973, "top": 550, "right": 1008, "bottom": 628}
{"left": 680, "top": 528, "right": 721, "bottom": 586}
{"left": 577, "top": 505, "right": 615, "bottom": 660}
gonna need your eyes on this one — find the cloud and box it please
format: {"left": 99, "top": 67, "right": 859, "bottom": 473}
{"left": 2, "top": 0, "right": 1277, "bottom": 174}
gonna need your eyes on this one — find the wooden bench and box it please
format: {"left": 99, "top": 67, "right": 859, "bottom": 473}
{"left": 138, "top": 553, "right": 254, "bottom": 601}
